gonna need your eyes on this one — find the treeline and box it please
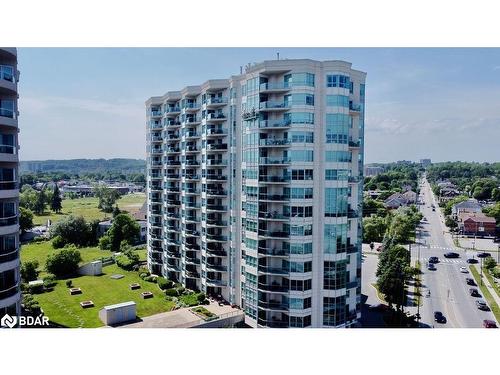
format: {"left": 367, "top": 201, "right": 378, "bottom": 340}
{"left": 19, "top": 158, "right": 146, "bottom": 184}
{"left": 364, "top": 163, "right": 421, "bottom": 193}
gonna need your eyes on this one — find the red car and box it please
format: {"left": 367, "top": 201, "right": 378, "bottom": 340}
{"left": 483, "top": 320, "right": 497, "bottom": 328}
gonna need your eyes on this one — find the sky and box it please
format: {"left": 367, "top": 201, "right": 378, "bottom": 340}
{"left": 17, "top": 47, "right": 500, "bottom": 163}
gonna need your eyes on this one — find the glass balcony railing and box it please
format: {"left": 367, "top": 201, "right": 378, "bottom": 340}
{"left": 206, "top": 113, "right": 226, "bottom": 121}
{"left": 259, "top": 157, "right": 291, "bottom": 165}
{"left": 205, "top": 175, "right": 226, "bottom": 181}
{"left": 259, "top": 82, "right": 291, "bottom": 91}
{"left": 259, "top": 101, "right": 289, "bottom": 110}
{"left": 258, "top": 175, "right": 290, "bottom": 183}
{"left": 206, "top": 128, "right": 227, "bottom": 136}
{"left": 0, "top": 144, "right": 16, "bottom": 154}
{"left": 206, "top": 143, "right": 228, "bottom": 151}
{"left": 0, "top": 65, "right": 15, "bottom": 83}
{"left": 206, "top": 205, "right": 227, "bottom": 211}
{"left": 258, "top": 194, "right": 289, "bottom": 202}
{"left": 259, "top": 139, "right": 291, "bottom": 146}
{"left": 0, "top": 215, "right": 17, "bottom": 226}
{"left": 205, "top": 97, "right": 228, "bottom": 106}
{"left": 166, "top": 106, "right": 181, "bottom": 113}
{"left": 258, "top": 120, "right": 291, "bottom": 129}
{"left": 257, "top": 247, "right": 289, "bottom": 256}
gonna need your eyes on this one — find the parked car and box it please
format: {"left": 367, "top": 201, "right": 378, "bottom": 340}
{"left": 434, "top": 311, "right": 446, "bottom": 323}
{"left": 483, "top": 320, "right": 498, "bottom": 328}
{"left": 429, "top": 256, "right": 439, "bottom": 264}
{"left": 427, "top": 263, "right": 436, "bottom": 271}
{"left": 467, "top": 258, "right": 478, "bottom": 264}
{"left": 477, "top": 252, "right": 491, "bottom": 258}
{"left": 466, "top": 278, "right": 476, "bottom": 286}
{"left": 459, "top": 266, "right": 468, "bottom": 273}
{"left": 475, "top": 300, "right": 489, "bottom": 311}
{"left": 469, "top": 288, "right": 480, "bottom": 297}
{"left": 444, "top": 252, "right": 460, "bottom": 258}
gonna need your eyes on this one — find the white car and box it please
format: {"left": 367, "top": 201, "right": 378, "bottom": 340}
{"left": 460, "top": 266, "right": 468, "bottom": 273}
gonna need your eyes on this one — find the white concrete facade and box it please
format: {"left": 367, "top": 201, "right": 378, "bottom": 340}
{"left": 0, "top": 47, "right": 21, "bottom": 317}
{"left": 146, "top": 58, "right": 365, "bottom": 328}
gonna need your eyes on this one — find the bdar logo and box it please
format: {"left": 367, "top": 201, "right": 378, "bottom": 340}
{"left": 1, "top": 314, "right": 17, "bottom": 328}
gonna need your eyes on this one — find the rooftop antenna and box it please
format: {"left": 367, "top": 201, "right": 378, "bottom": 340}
{"left": 277, "top": 52, "right": 280, "bottom": 60}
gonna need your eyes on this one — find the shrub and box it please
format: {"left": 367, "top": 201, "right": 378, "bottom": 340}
{"left": 99, "top": 235, "right": 112, "bottom": 250}
{"left": 165, "top": 288, "right": 179, "bottom": 297}
{"left": 43, "top": 274, "right": 57, "bottom": 288}
{"left": 176, "top": 286, "right": 186, "bottom": 295}
{"left": 49, "top": 215, "right": 92, "bottom": 247}
{"left": 143, "top": 275, "right": 157, "bottom": 283}
{"left": 197, "top": 293, "right": 206, "bottom": 303}
{"left": 484, "top": 257, "right": 497, "bottom": 271}
{"left": 157, "top": 277, "right": 173, "bottom": 290}
{"left": 45, "top": 247, "right": 82, "bottom": 277}
{"left": 115, "top": 255, "right": 135, "bottom": 271}
{"left": 66, "top": 280, "right": 73, "bottom": 288}
{"left": 20, "top": 260, "right": 39, "bottom": 282}
{"left": 139, "top": 272, "right": 149, "bottom": 279}
{"left": 52, "top": 235, "right": 67, "bottom": 249}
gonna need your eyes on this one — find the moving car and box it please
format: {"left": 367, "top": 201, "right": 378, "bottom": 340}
{"left": 467, "top": 258, "right": 478, "bottom": 264}
{"left": 434, "top": 311, "right": 446, "bottom": 323}
{"left": 466, "top": 278, "right": 476, "bottom": 286}
{"left": 444, "top": 252, "right": 460, "bottom": 258}
{"left": 469, "top": 288, "right": 480, "bottom": 297}
{"left": 429, "top": 256, "right": 439, "bottom": 264}
{"left": 477, "top": 252, "right": 491, "bottom": 258}
{"left": 459, "top": 266, "right": 468, "bottom": 273}
{"left": 483, "top": 320, "right": 498, "bottom": 328}
{"left": 427, "top": 263, "right": 436, "bottom": 271}
{"left": 475, "top": 300, "right": 489, "bottom": 311}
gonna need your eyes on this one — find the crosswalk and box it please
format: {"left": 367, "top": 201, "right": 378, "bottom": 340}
{"left": 428, "top": 245, "right": 457, "bottom": 251}
{"left": 420, "top": 257, "right": 464, "bottom": 264}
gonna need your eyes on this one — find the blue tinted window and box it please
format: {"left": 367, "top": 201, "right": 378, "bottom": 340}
{"left": 326, "top": 95, "right": 349, "bottom": 107}
{"left": 326, "top": 74, "right": 351, "bottom": 88}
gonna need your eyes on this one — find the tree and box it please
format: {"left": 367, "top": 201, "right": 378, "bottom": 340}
{"left": 106, "top": 213, "right": 140, "bottom": 251}
{"left": 483, "top": 202, "right": 500, "bottom": 223}
{"left": 20, "top": 260, "right": 39, "bottom": 282}
{"left": 19, "top": 185, "right": 38, "bottom": 211}
{"left": 51, "top": 185, "right": 63, "bottom": 213}
{"left": 376, "top": 245, "right": 410, "bottom": 311}
{"left": 93, "top": 184, "right": 122, "bottom": 213}
{"left": 483, "top": 257, "right": 497, "bottom": 271}
{"left": 491, "top": 188, "right": 500, "bottom": 202}
{"left": 45, "top": 246, "right": 82, "bottom": 277}
{"left": 49, "top": 215, "right": 92, "bottom": 247}
{"left": 363, "top": 216, "right": 387, "bottom": 243}
{"left": 445, "top": 216, "right": 458, "bottom": 230}
{"left": 33, "top": 189, "right": 47, "bottom": 215}
{"left": 112, "top": 205, "right": 121, "bottom": 218}
{"left": 19, "top": 207, "right": 34, "bottom": 233}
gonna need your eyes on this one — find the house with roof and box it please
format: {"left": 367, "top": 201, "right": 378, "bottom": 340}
{"left": 451, "top": 198, "right": 482, "bottom": 218}
{"left": 457, "top": 213, "right": 496, "bottom": 236}
{"left": 384, "top": 190, "right": 417, "bottom": 209}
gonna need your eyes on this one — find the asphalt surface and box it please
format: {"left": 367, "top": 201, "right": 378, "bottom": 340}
{"left": 413, "top": 177, "right": 497, "bottom": 328}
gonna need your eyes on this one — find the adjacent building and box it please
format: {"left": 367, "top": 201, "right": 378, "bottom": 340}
{"left": 146, "top": 58, "right": 366, "bottom": 328}
{"left": 420, "top": 159, "right": 431, "bottom": 168}
{"left": 0, "top": 47, "right": 21, "bottom": 319}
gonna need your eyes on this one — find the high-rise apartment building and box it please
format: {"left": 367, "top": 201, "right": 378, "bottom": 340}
{"left": 146, "top": 59, "right": 366, "bottom": 328}
{"left": 0, "top": 48, "right": 21, "bottom": 319}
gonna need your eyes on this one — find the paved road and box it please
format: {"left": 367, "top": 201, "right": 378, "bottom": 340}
{"left": 412, "top": 177, "right": 496, "bottom": 328}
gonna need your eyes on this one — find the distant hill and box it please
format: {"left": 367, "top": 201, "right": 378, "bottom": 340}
{"left": 19, "top": 158, "right": 146, "bottom": 175}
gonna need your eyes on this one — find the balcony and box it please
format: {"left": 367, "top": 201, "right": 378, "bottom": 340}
{"left": 184, "top": 229, "right": 200, "bottom": 237}
{"left": 185, "top": 216, "right": 200, "bottom": 223}
{"left": 0, "top": 283, "right": 20, "bottom": 301}
{"left": 259, "top": 139, "right": 291, "bottom": 147}
{"left": 166, "top": 199, "right": 181, "bottom": 206}
{"left": 259, "top": 101, "right": 290, "bottom": 112}
{"left": 166, "top": 225, "right": 180, "bottom": 232}
{"left": 205, "top": 113, "right": 226, "bottom": 122}
{"left": 166, "top": 249, "right": 181, "bottom": 258}
{"left": 184, "top": 188, "right": 200, "bottom": 195}
{"left": 184, "top": 146, "right": 199, "bottom": 153}
{"left": 349, "top": 102, "right": 362, "bottom": 113}
{"left": 165, "top": 238, "right": 181, "bottom": 246}
{"left": 348, "top": 140, "right": 360, "bottom": 149}
{"left": 206, "top": 128, "right": 227, "bottom": 137}
{"left": 348, "top": 209, "right": 359, "bottom": 218}
{"left": 165, "top": 147, "right": 181, "bottom": 153}
{"left": 206, "top": 189, "right": 227, "bottom": 197}
{"left": 165, "top": 264, "right": 181, "bottom": 272}
{"left": 184, "top": 270, "right": 201, "bottom": 278}
{"left": 166, "top": 120, "right": 181, "bottom": 127}
{"left": 184, "top": 160, "right": 200, "bottom": 167}
{"left": 257, "top": 283, "right": 289, "bottom": 293}
{"left": 259, "top": 157, "right": 291, "bottom": 166}
{"left": 150, "top": 135, "right": 163, "bottom": 143}
{"left": 206, "top": 205, "right": 227, "bottom": 212}
{"left": 205, "top": 219, "right": 228, "bottom": 227}
{"left": 348, "top": 176, "right": 359, "bottom": 183}
{"left": 150, "top": 173, "right": 162, "bottom": 180}
{"left": 205, "top": 175, "right": 226, "bottom": 181}
{"left": 205, "top": 248, "right": 227, "bottom": 257}
{"left": 258, "top": 211, "right": 289, "bottom": 221}
{"left": 150, "top": 110, "right": 162, "bottom": 117}
{"left": 149, "top": 230, "right": 162, "bottom": 240}
{"left": 150, "top": 209, "right": 162, "bottom": 216}
{"left": 184, "top": 201, "right": 201, "bottom": 209}
{"left": 149, "top": 147, "right": 163, "bottom": 155}
{"left": 258, "top": 120, "right": 291, "bottom": 130}
{"left": 205, "top": 234, "right": 228, "bottom": 242}
{"left": 205, "top": 278, "right": 227, "bottom": 286}
{"left": 206, "top": 263, "right": 227, "bottom": 272}
{"left": 257, "top": 247, "right": 289, "bottom": 257}
{"left": 258, "top": 194, "right": 289, "bottom": 202}
{"left": 165, "top": 212, "right": 180, "bottom": 219}
{"left": 206, "top": 143, "right": 228, "bottom": 152}
{"left": 258, "top": 230, "right": 290, "bottom": 239}
{"left": 258, "top": 265, "right": 288, "bottom": 275}
{"left": 149, "top": 194, "right": 162, "bottom": 203}
{"left": 0, "top": 249, "right": 18, "bottom": 263}
{"left": 165, "top": 174, "right": 181, "bottom": 180}
{"left": 259, "top": 82, "right": 291, "bottom": 93}
{"left": 258, "top": 175, "right": 290, "bottom": 184}
{"left": 149, "top": 184, "right": 162, "bottom": 192}
{"left": 257, "top": 318, "right": 289, "bottom": 328}
{"left": 205, "top": 97, "right": 228, "bottom": 107}
{"left": 183, "top": 103, "right": 200, "bottom": 112}
{"left": 205, "top": 159, "right": 227, "bottom": 167}
{"left": 165, "top": 134, "right": 180, "bottom": 141}
{"left": 165, "top": 186, "right": 180, "bottom": 193}
{"left": 166, "top": 106, "right": 181, "bottom": 114}
{"left": 184, "top": 243, "right": 200, "bottom": 251}
{"left": 184, "top": 132, "right": 201, "bottom": 139}
{"left": 258, "top": 300, "right": 289, "bottom": 311}
{"left": 165, "top": 160, "right": 181, "bottom": 166}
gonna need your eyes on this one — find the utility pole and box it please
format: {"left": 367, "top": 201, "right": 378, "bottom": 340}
{"left": 480, "top": 257, "right": 483, "bottom": 286}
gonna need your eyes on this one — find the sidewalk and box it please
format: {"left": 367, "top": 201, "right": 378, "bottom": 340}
{"left": 473, "top": 263, "right": 500, "bottom": 309}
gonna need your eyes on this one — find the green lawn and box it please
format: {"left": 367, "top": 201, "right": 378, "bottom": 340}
{"left": 484, "top": 268, "right": 500, "bottom": 299}
{"left": 21, "top": 240, "right": 113, "bottom": 277}
{"left": 33, "top": 264, "right": 175, "bottom": 328}
{"left": 469, "top": 265, "right": 500, "bottom": 323}
{"left": 32, "top": 193, "right": 146, "bottom": 226}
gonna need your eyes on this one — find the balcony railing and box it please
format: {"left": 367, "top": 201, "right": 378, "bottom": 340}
{"left": 206, "top": 234, "right": 228, "bottom": 241}
{"left": 150, "top": 110, "right": 162, "bottom": 117}
{"left": 206, "top": 159, "right": 227, "bottom": 166}
{"left": 258, "top": 120, "right": 291, "bottom": 129}
{"left": 257, "top": 247, "right": 289, "bottom": 257}
{"left": 349, "top": 140, "right": 360, "bottom": 148}
{"left": 259, "top": 139, "right": 291, "bottom": 146}
{"left": 0, "top": 65, "right": 15, "bottom": 83}
{"left": 258, "top": 230, "right": 289, "bottom": 239}
{"left": 206, "top": 128, "right": 227, "bottom": 136}
{"left": 205, "top": 175, "right": 226, "bottom": 181}
{"left": 206, "top": 263, "right": 227, "bottom": 272}
{"left": 0, "top": 249, "right": 18, "bottom": 263}
{"left": 166, "top": 106, "right": 181, "bottom": 113}
{"left": 258, "top": 265, "right": 288, "bottom": 275}
{"left": 258, "top": 194, "right": 289, "bottom": 202}
{"left": 205, "top": 278, "right": 227, "bottom": 286}
{"left": 166, "top": 174, "right": 180, "bottom": 179}
{"left": 257, "top": 318, "right": 289, "bottom": 328}
{"left": 259, "top": 101, "right": 289, "bottom": 110}
{"left": 206, "top": 113, "right": 226, "bottom": 121}
{"left": 0, "top": 283, "right": 19, "bottom": 300}
{"left": 183, "top": 175, "right": 200, "bottom": 180}
{"left": 206, "top": 205, "right": 227, "bottom": 211}
{"left": 258, "top": 300, "right": 289, "bottom": 311}
{"left": 349, "top": 103, "right": 362, "bottom": 112}
{"left": 183, "top": 103, "right": 199, "bottom": 110}
{"left": 259, "top": 157, "right": 291, "bottom": 166}
{"left": 166, "top": 120, "right": 181, "bottom": 127}
{"left": 206, "top": 143, "right": 228, "bottom": 151}
{"left": 205, "top": 219, "right": 228, "bottom": 226}
{"left": 205, "top": 97, "right": 228, "bottom": 106}
{"left": 258, "top": 211, "right": 289, "bottom": 220}
{"left": 259, "top": 82, "right": 291, "bottom": 91}
{"left": 206, "top": 189, "right": 227, "bottom": 196}
{"left": 257, "top": 283, "right": 289, "bottom": 293}
{"left": 258, "top": 176, "right": 290, "bottom": 183}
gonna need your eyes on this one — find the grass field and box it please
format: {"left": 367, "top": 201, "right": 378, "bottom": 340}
{"left": 470, "top": 265, "right": 500, "bottom": 323}
{"left": 20, "top": 240, "right": 114, "bottom": 277}
{"left": 32, "top": 193, "right": 146, "bottom": 226}
{"left": 33, "top": 264, "right": 176, "bottom": 328}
